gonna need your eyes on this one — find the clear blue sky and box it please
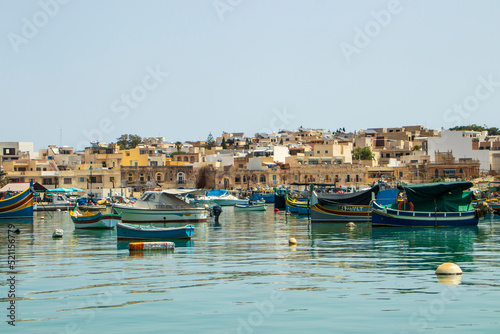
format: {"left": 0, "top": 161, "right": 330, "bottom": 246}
{"left": 1, "top": 0, "right": 499, "bottom": 150}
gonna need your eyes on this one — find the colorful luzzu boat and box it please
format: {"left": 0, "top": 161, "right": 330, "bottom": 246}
{"left": 0, "top": 184, "right": 34, "bottom": 219}
{"left": 372, "top": 182, "right": 479, "bottom": 227}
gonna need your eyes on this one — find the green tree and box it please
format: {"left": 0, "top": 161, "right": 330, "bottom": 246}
{"left": 117, "top": 134, "right": 143, "bottom": 149}
{"left": 412, "top": 145, "right": 421, "bottom": 151}
{"left": 279, "top": 137, "right": 283, "bottom": 145}
{"left": 221, "top": 137, "right": 227, "bottom": 149}
{"left": 352, "top": 146, "right": 374, "bottom": 160}
{"left": 205, "top": 133, "right": 216, "bottom": 149}
{"left": 449, "top": 124, "right": 499, "bottom": 135}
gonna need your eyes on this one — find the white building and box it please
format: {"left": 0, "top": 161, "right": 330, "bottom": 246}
{"left": 427, "top": 130, "right": 490, "bottom": 173}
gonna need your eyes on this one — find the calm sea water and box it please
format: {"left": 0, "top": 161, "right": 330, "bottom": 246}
{"left": 1, "top": 208, "right": 499, "bottom": 333}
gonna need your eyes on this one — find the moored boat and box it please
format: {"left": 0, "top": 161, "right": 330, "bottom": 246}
{"left": 0, "top": 183, "right": 34, "bottom": 219}
{"left": 194, "top": 190, "right": 249, "bottom": 206}
{"left": 248, "top": 189, "right": 275, "bottom": 203}
{"left": 70, "top": 206, "right": 121, "bottom": 229}
{"left": 311, "top": 185, "right": 399, "bottom": 223}
{"left": 113, "top": 190, "right": 208, "bottom": 223}
{"left": 35, "top": 193, "right": 75, "bottom": 211}
{"left": 372, "top": 182, "right": 479, "bottom": 227}
{"left": 116, "top": 222, "right": 195, "bottom": 240}
{"left": 285, "top": 196, "right": 310, "bottom": 214}
{"left": 234, "top": 203, "right": 267, "bottom": 211}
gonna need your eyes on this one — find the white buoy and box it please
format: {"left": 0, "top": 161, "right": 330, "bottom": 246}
{"left": 288, "top": 237, "right": 297, "bottom": 246}
{"left": 52, "top": 229, "right": 63, "bottom": 238}
{"left": 435, "top": 262, "right": 462, "bottom": 275}
{"left": 40, "top": 216, "right": 45, "bottom": 220}
{"left": 346, "top": 222, "right": 356, "bottom": 227}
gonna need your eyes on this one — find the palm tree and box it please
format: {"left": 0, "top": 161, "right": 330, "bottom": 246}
{"left": 174, "top": 141, "right": 183, "bottom": 152}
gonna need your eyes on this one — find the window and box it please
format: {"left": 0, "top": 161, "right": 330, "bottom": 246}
{"left": 79, "top": 177, "right": 85, "bottom": 183}
{"left": 243, "top": 175, "right": 248, "bottom": 183}
{"left": 177, "top": 172, "right": 185, "bottom": 184}
{"left": 238, "top": 164, "right": 244, "bottom": 168}
{"left": 443, "top": 169, "right": 456, "bottom": 178}
{"left": 90, "top": 176, "right": 97, "bottom": 183}
{"left": 102, "top": 161, "right": 106, "bottom": 167}
{"left": 42, "top": 178, "right": 52, "bottom": 185}
{"left": 140, "top": 173, "right": 145, "bottom": 182}
{"left": 128, "top": 173, "right": 133, "bottom": 182}
{"left": 309, "top": 160, "right": 318, "bottom": 165}
{"left": 272, "top": 175, "right": 277, "bottom": 184}
{"left": 156, "top": 173, "right": 162, "bottom": 182}
{"left": 434, "top": 169, "right": 439, "bottom": 178}
{"left": 150, "top": 161, "right": 158, "bottom": 166}
{"left": 259, "top": 175, "right": 266, "bottom": 183}
{"left": 63, "top": 178, "right": 72, "bottom": 184}
{"left": 325, "top": 150, "right": 328, "bottom": 154}
{"left": 126, "top": 152, "right": 130, "bottom": 156}
{"left": 3, "top": 148, "right": 15, "bottom": 155}
{"left": 235, "top": 175, "right": 241, "bottom": 183}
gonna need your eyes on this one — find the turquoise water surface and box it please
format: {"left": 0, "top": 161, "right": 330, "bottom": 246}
{"left": 1, "top": 209, "right": 499, "bottom": 333}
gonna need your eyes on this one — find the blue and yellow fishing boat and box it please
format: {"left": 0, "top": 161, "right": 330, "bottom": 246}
{"left": 0, "top": 183, "right": 34, "bottom": 219}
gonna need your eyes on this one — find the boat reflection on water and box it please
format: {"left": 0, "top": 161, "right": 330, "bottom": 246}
{"left": 310, "top": 222, "right": 373, "bottom": 244}
{"left": 116, "top": 239, "right": 194, "bottom": 251}
{"left": 370, "top": 225, "right": 480, "bottom": 269}
{"left": 309, "top": 222, "right": 483, "bottom": 271}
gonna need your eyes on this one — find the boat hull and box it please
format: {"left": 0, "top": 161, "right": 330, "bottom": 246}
{"left": 211, "top": 198, "right": 249, "bottom": 206}
{"left": 372, "top": 202, "right": 478, "bottom": 227}
{"left": 285, "top": 196, "right": 310, "bottom": 214}
{"left": 34, "top": 203, "right": 75, "bottom": 211}
{"left": 234, "top": 204, "right": 267, "bottom": 211}
{"left": 71, "top": 212, "right": 121, "bottom": 229}
{"left": 112, "top": 205, "right": 208, "bottom": 223}
{"left": 311, "top": 203, "right": 371, "bottom": 222}
{"left": 0, "top": 188, "right": 34, "bottom": 219}
{"left": 117, "top": 223, "right": 194, "bottom": 240}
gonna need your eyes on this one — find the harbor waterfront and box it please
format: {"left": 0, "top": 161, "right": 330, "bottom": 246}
{"left": 1, "top": 210, "right": 500, "bottom": 333}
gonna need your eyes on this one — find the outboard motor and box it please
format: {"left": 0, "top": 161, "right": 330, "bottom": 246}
{"left": 212, "top": 205, "right": 223, "bottom": 223}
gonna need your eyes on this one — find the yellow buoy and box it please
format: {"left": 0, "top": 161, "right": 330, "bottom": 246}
{"left": 346, "top": 222, "right": 356, "bottom": 227}
{"left": 40, "top": 216, "right": 45, "bottom": 220}
{"left": 435, "top": 262, "right": 462, "bottom": 275}
{"left": 288, "top": 237, "right": 297, "bottom": 246}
